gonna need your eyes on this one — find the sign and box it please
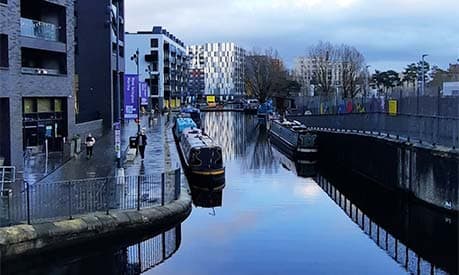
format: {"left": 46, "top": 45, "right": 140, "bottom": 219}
{"left": 114, "top": 122, "right": 121, "bottom": 159}
{"left": 388, "top": 100, "right": 398, "bottom": 116}
{"left": 124, "top": 74, "right": 139, "bottom": 120}
{"left": 206, "top": 95, "right": 215, "bottom": 103}
{"left": 140, "top": 82, "right": 149, "bottom": 106}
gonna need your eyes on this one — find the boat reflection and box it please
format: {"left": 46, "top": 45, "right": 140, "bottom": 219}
{"left": 316, "top": 172, "right": 458, "bottom": 275}
{"left": 190, "top": 185, "right": 224, "bottom": 209}
{"left": 271, "top": 145, "right": 317, "bottom": 178}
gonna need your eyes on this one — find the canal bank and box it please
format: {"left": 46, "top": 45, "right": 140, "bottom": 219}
{"left": 0, "top": 115, "right": 193, "bottom": 261}
{"left": 312, "top": 129, "right": 459, "bottom": 211}
{"left": 0, "top": 187, "right": 191, "bottom": 260}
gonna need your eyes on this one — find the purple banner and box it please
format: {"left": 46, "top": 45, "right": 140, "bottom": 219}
{"left": 140, "top": 82, "right": 149, "bottom": 106}
{"left": 124, "top": 74, "right": 139, "bottom": 120}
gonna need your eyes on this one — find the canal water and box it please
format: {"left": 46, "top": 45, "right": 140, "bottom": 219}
{"left": 4, "top": 112, "right": 457, "bottom": 275}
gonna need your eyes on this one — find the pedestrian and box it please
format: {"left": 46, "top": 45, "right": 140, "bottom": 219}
{"left": 85, "top": 133, "right": 96, "bottom": 159}
{"left": 137, "top": 128, "right": 147, "bottom": 161}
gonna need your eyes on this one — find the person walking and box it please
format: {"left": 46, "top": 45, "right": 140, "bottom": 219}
{"left": 137, "top": 128, "right": 147, "bottom": 161}
{"left": 85, "top": 133, "right": 96, "bottom": 159}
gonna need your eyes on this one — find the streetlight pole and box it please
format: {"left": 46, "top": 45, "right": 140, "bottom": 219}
{"left": 130, "top": 49, "right": 141, "bottom": 133}
{"left": 421, "top": 54, "right": 428, "bottom": 96}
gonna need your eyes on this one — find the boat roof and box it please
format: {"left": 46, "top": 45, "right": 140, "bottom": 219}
{"left": 181, "top": 106, "right": 200, "bottom": 113}
{"left": 182, "top": 128, "right": 220, "bottom": 149}
{"left": 273, "top": 119, "right": 309, "bottom": 131}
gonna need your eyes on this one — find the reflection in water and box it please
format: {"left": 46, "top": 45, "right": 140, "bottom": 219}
{"left": 316, "top": 174, "right": 458, "bottom": 275}
{"left": 271, "top": 145, "right": 317, "bottom": 178}
{"left": 190, "top": 186, "right": 223, "bottom": 209}
{"left": 3, "top": 225, "right": 182, "bottom": 275}
{"left": 204, "top": 112, "right": 277, "bottom": 173}
{"left": 203, "top": 112, "right": 256, "bottom": 161}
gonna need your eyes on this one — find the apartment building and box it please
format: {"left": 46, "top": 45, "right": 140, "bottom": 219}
{"left": 74, "top": 0, "right": 125, "bottom": 130}
{"left": 0, "top": 0, "right": 75, "bottom": 170}
{"left": 187, "top": 42, "right": 245, "bottom": 97}
{"left": 293, "top": 56, "right": 343, "bottom": 96}
{"left": 125, "top": 26, "right": 187, "bottom": 110}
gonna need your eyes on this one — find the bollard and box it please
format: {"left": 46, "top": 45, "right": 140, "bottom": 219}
{"left": 26, "top": 181, "right": 31, "bottom": 225}
{"left": 68, "top": 182, "right": 73, "bottom": 220}
{"left": 137, "top": 175, "right": 141, "bottom": 211}
{"left": 161, "top": 173, "right": 165, "bottom": 206}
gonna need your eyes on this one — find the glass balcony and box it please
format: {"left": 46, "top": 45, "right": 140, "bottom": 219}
{"left": 21, "top": 67, "right": 61, "bottom": 75}
{"left": 20, "top": 18, "right": 59, "bottom": 41}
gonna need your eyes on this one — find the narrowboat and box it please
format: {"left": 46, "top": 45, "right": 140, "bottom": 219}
{"left": 243, "top": 99, "right": 259, "bottom": 114}
{"left": 173, "top": 117, "right": 197, "bottom": 141}
{"left": 180, "top": 106, "right": 202, "bottom": 128}
{"left": 257, "top": 100, "right": 273, "bottom": 122}
{"left": 268, "top": 119, "right": 318, "bottom": 160}
{"left": 176, "top": 127, "right": 225, "bottom": 189}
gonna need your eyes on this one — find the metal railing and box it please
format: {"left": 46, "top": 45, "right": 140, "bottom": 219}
{"left": 289, "top": 113, "right": 459, "bottom": 148}
{"left": 20, "top": 18, "right": 59, "bottom": 41}
{"left": 316, "top": 176, "right": 449, "bottom": 275}
{"left": 0, "top": 169, "right": 181, "bottom": 227}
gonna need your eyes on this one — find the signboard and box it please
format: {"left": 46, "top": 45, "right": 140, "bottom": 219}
{"left": 114, "top": 122, "right": 121, "bottom": 159}
{"left": 206, "top": 95, "right": 215, "bottom": 103}
{"left": 124, "top": 74, "right": 139, "bottom": 120}
{"left": 388, "top": 100, "right": 397, "bottom": 116}
{"left": 140, "top": 82, "right": 149, "bottom": 106}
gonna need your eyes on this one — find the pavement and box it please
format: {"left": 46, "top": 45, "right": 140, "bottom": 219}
{"left": 23, "top": 114, "right": 171, "bottom": 185}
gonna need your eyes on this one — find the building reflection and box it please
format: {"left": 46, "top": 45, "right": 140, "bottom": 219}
{"left": 316, "top": 174, "right": 457, "bottom": 275}
{"left": 203, "top": 112, "right": 258, "bottom": 161}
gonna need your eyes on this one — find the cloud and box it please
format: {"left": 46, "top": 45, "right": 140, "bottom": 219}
{"left": 125, "top": 0, "right": 459, "bottom": 71}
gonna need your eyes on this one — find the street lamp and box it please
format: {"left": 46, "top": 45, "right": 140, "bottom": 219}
{"left": 130, "top": 49, "right": 141, "bottom": 133}
{"left": 421, "top": 54, "right": 428, "bottom": 96}
{"left": 365, "top": 65, "right": 371, "bottom": 98}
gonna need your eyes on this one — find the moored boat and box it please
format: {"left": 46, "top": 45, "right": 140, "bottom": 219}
{"left": 268, "top": 119, "right": 318, "bottom": 160}
{"left": 180, "top": 106, "right": 202, "bottom": 128}
{"left": 176, "top": 127, "right": 225, "bottom": 189}
{"left": 173, "top": 117, "right": 197, "bottom": 141}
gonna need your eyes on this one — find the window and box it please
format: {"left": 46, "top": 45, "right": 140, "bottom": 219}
{"left": 0, "top": 34, "right": 8, "bottom": 67}
{"left": 150, "top": 38, "right": 158, "bottom": 48}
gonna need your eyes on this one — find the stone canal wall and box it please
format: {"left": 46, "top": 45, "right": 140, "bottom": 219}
{"left": 0, "top": 187, "right": 191, "bottom": 260}
{"left": 315, "top": 131, "right": 458, "bottom": 211}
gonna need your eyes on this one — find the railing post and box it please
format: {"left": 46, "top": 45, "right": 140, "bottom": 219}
{"left": 68, "top": 182, "right": 72, "bottom": 220}
{"left": 137, "top": 175, "right": 141, "bottom": 211}
{"left": 161, "top": 173, "right": 165, "bottom": 206}
{"left": 105, "top": 178, "right": 110, "bottom": 215}
{"left": 26, "top": 181, "right": 31, "bottom": 225}
{"left": 175, "top": 168, "right": 181, "bottom": 200}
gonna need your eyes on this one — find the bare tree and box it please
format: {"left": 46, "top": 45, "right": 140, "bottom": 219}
{"left": 308, "top": 41, "right": 338, "bottom": 96}
{"left": 338, "top": 44, "right": 366, "bottom": 98}
{"left": 307, "top": 41, "right": 366, "bottom": 98}
{"left": 245, "top": 48, "right": 287, "bottom": 103}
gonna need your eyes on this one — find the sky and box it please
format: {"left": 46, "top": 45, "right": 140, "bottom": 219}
{"left": 125, "top": 0, "right": 459, "bottom": 72}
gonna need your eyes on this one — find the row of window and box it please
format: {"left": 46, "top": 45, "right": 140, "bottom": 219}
{"left": 0, "top": 34, "right": 8, "bottom": 68}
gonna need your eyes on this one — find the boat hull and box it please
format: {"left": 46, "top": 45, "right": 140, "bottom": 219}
{"left": 269, "top": 128, "right": 317, "bottom": 161}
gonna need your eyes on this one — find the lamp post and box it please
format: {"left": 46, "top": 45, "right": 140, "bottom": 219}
{"left": 421, "top": 54, "right": 428, "bottom": 96}
{"left": 364, "top": 65, "right": 371, "bottom": 99}
{"left": 130, "top": 49, "right": 141, "bottom": 133}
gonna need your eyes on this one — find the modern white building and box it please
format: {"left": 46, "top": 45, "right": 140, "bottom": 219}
{"left": 293, "top": 56, "right": 343, "bottom": 96}
{"left": 443, "top": 82, "right": 459, "bottom": 96}
{"left": 187, "top": 42, "right": 245, "bottom": 97}
{"left": 125, "top": 26, "right": 187, "bottom": 110}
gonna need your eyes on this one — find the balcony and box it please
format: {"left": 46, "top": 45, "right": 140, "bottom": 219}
{"left": 21, "top": 18, "right": 59, "bottom": 42}
{"left": 21, "top": 67, "right": 61, "bottom": 76}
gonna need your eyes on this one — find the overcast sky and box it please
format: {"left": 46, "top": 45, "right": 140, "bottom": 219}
{"left": 125, "top": 0, "right": 459, "bottom": 71}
